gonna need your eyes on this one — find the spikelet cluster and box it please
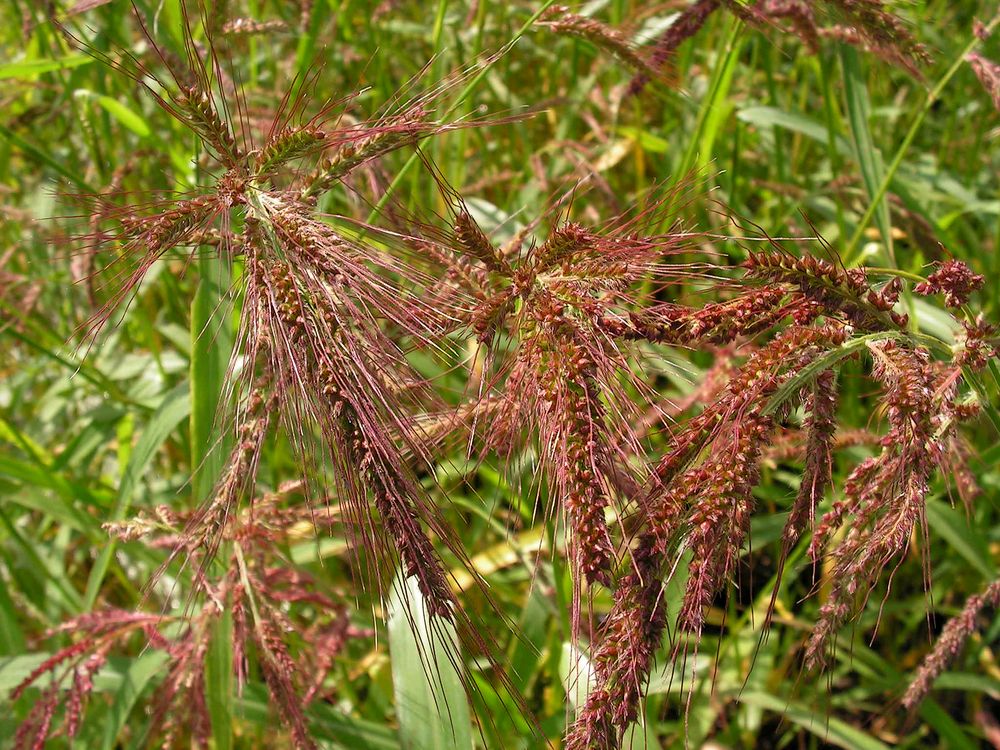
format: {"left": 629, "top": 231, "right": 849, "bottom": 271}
{"left": 539, "top": 6, "right": 662, "bottom": 85}
{"left": 22, "top": 4, "right": 997, "bottom": 749}
{"left": 628, "top": 0, "right": 929, "bottom": 94}
{"left": 565, "top": 246, "right": 990, "bottom": 747}
{"left": 13, "top": 483, "right": 364, "bottom": 749}
{"left": 37, "top": 8, "right": 495, "bottom": 746}
{"left": 913, "top": 258, "right": 986, "bottom": 307}
{"left": 442, "top": 207, "right": 697, "bottom": 610}
{"left": 903, "top": 579, "right": 1000, "bottom": 708}
{"left": 967, "top": 52, "right": 1000, "bottom": 112}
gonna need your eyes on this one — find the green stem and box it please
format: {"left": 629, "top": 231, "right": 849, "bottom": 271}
{"left": 365, "top": 0, "right": 557, "bottom": 224}
{"left": 843, "top": 13, "right": 1000, "bottom": 265}
{"left": 865, "top": 267, "right": 927, "bottom": 284}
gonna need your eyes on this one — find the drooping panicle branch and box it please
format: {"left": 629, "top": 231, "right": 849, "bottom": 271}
{"left": 744, "top": 251, "right": 908, "bottom": 330}
{"left": 447, "top": 209, "right": 694, "bottom": 600}
{"left": 783, "top": 369, "right": 839, "bottom": 548}
{"left": 539, "top": 6, "right": 662, "bottom": 84}
{"left": 300, "top": 112, "right": 435, "bottom": 200}
{"left": 628, "top": 0, "right": 929, "bottom": 94}
{"left": 568, "top": 323, "right": 851, "bottom": 748}
{"left": 804, "top": 341, "right": 946, "bottom": 667}
{"left": 903, "top": 578, "right": 1000, "bottom": 708}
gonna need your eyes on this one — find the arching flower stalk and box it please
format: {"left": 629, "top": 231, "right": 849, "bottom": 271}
{"left": 57, "top": 0, "right": 500, "bottom": 622}
{"left": 903, "top": 578, "right": 1000, "bottom": 708}
{"left": 627, "top": 0, "right": 929, "bottom": 94}
{"left": 566, "top": 323, "right": 850, "bottom": 750}
{"left": 12, "top": 482, "right": 366, "bottom": 750}
{"left": 804, "top": 333, "right": 990, "bottom": 667}
{"left": 49, "top": 6, "right": 527, "bottom": 743}
{"left": 442, "top": 206, "right": 702, "bottom": 627}
{"left": 565, "top": 254, "right": 991, "bottom": 749}
{"left": 538, "top": 6, "right": 663, "bottom": 85}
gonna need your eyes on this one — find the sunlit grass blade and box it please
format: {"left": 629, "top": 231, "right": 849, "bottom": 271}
{"left": 191, "top": 252, "right": 235, "bottom": 747}
{"left": 388, "top": 572, "right": 473, "bottom": 750}
{"left": 840, "top": 46, "right": 893, "bottom": 265}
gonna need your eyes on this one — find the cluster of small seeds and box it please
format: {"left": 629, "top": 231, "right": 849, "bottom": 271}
{"left": 177, "top": 86, "right": 240, "bottom": 160}
{"left": 128, "top": 196, "right": 216, "bottom": 253}
{"left": 745, "top": 251, "right": 908, "bottom": 329}
{"left": 301, "top": 117, "right": 427, "bottom": 199}
{"left": 453, "top": 211, "right": 509, "bottom": 272}
{"left": 530, "top": 291, "right": 616, "bottom": 584}
{"left": 254, "top": 128, "right": 327, "bottom": 179}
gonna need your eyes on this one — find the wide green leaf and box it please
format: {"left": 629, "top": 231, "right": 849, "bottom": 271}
{"left": 387, "top": 572, "right": 473, "bottom": 750}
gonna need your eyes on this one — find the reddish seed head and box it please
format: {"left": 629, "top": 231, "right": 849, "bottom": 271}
{"left": 914, "top": 259, "right": 985, "bottom": 307}
{"left": 903, "top": 579, "right": 1000, "bottom": 708}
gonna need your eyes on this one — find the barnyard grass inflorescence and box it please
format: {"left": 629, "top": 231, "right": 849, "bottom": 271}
{"left": 18, "top": 3, "right": 997, "bottom": 748}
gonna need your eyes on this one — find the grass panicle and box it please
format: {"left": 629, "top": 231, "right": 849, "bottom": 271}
{"left": 5, "top": 2, "right": 999, "bottom": 749}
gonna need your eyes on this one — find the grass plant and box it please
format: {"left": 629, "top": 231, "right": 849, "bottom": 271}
{"left": 1, "top": 2, "right": 999, "bottom": 749}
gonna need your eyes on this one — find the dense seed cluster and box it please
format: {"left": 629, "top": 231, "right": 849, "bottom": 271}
{"left": 804, "top": 342, "right": 944, "bottom": 667}
{"left": 745, "top": 250, "right": 909, "bottom": 329}
{"left": 255, "top": 127, "right": 327, "bottom": 179}
{"left": 568, "top": 323, "right": 858, "bottom": 748}
{"left": 533, "top": 307, "right": 615, "bottom": 585}
{"left": 453, "top": 210, "right": 510, "bottom": 272}
{"left": 177, "top": 86, "right": 241, "bottom": 160}
{"left": 301, "top": 114, "right": 432, "bottom": 199}
{"left": 913, "top": 259, "right": 985, "bottom": 307}
{"left": 903, "top": 579, "right": 1000, "bottom": 708}
{"left": 783, "top": 369, "right": 839, "bottom": 548}
{"left": 608, "top": 285, "right": 792, "bottom": 344}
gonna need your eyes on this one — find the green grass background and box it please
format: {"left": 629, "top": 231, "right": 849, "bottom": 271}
{"left": 1, "top": 1, "right": 999, "bottom": 748}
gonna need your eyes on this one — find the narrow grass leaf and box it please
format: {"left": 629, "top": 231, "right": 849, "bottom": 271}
{"left": 94, "top": 96, "right": 152, "bottom": 138}
{"left": 840, "top": 47, "right": 893, "bottom": 264}
{"left": 737, "top": 106, "right": 852, "bottom": 156}
{"left": 84, "top": 384, "right": 190, "bottom": 608}
{"left": 0, "top": 123, "right": 93, "bottom": 190}
{"left": 0, "top": 578, "right": 25, "bottom": 654}
{"left": 99, "top": 653, "right": 171, "bottom": 750}
{"left": 0, "top": 55, "right": 93, "bottom": 79}
{"left": 925, "top": 500, "right": 996, "bottom": 579}
{"left": 387, "top": 572, "right": 473, "bottom": 750}
{"left": 917, "top": 699, "right": 979, "bottom": 750}
{"left": 190, "top": 256, "right": 235, "bottom": 750}
{"left": 205, "top": 606, "right": 235, "bottom": 750}
{"left": 763, "top": 332, "right": 905, "bottom": 417}
{"left": 735, "top": 691, "right": 890, "bottom": 750}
